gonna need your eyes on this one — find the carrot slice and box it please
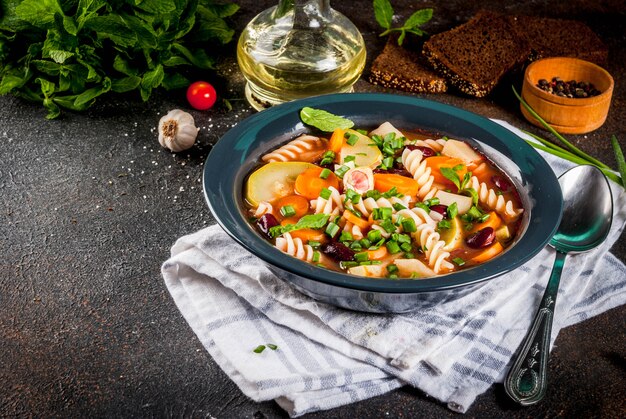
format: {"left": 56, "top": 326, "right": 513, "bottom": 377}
{"left": 367, "top": 246, "right": 388, "bottom": 260}
{"left": 294, "top": 167, "right": 339, "bottom": 200}
{"left": 289, "top": 228, "right": 326, "bottom": 242}
{"left": 469, "top": 211, "right": 502, "bottom": 234}
{"left": 343, "top": 209, "right": 370, "bottom": 229}
{"left": 373, "top": 173, "right": 419, "bottom": 197}
{"left": 424, "top": 156, "right": 467, "bottom": 188}
{"left": 274, "top": 195, "right": 310, "bottom": 218}
{"left": 470, "top": 241, "right": 504, "bottom": 263}
{"left": 329, "top": 128, "right": 345, "bottom": 154}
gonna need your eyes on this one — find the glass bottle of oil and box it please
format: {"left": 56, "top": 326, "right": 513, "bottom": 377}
{"left": 237, "top": 0, "right": 366, "bottom": 111}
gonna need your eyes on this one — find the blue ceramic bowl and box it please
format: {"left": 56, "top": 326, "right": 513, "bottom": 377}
{"left": 203, "top": 93, "right": 563, "bottom": 312}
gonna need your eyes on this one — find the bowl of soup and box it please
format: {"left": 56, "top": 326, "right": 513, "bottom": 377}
{"left": 203, "top": 93, "right": 562, "bottom": 312}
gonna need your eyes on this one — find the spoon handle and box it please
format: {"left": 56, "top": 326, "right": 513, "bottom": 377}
{"left": 504, "top": 250, "right": 567, "bottom": 405}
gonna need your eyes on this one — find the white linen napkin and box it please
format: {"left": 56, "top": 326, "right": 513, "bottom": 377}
{"left": 162, "top": 120, "right": 626, "bottom": 416}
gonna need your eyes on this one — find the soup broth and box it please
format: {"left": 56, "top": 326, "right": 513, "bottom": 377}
{"left": 243, "top": 121, "right": 524, "bottom": 279}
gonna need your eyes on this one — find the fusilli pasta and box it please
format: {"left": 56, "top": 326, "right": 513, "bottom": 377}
{"left": 253, "top": 201, "right": 273, "bottom": 217}
{"left": 469, "top": 176, "right": 523, "bottom": 221}
{"left": 345, "top": 195, "right": 411, "bottom": 218}
{"left": 275, "top": 233, "right": 316, "bottom": 262}
{"left": 401, "top": 148, "right": 440, "bottom": 200}
{"left": 261, "top": 135, "right": 326, "bottom": 163}
{"left": 310, "top": 186, "right": 343, "bottom": 216}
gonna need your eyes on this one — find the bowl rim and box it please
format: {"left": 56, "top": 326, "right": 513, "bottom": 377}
{"left": 203, "top": 93, "right": 563, "bottom": 294}
{"left": 523, "top": 57, "right": 614, "bottom": 105}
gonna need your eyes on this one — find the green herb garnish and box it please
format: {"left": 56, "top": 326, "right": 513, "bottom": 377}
{"left": 325, "top": 222, "right": 340, "bottom": 238}
{"left": 447, "top": 202, "right": 458, "bottom": 219}
{"left": 319, "top": 188, "right": 332, "bottom": 200}
{"left": 334, "top": 165, "right": 350, "bottom": 179}
{"left": 320, "top": 151, "right": 335, "bottom": 166}
{"left": 386, "top": 241, "right": 401, "bottom": 254}
{"left": 270, "top": 214, "right": 329, "bottom": 238}
{"left": 0, "top": 0, "right": 239, "bottom": 119}
{"left": 267, "top": 344, "right": 278, "bottom": 350}
{"left": 319, "top": 168, "right": 331, "bottom": 179}
{"left": 452, "top": 257, "right": 466, "bottom": 266}
{"left": 300, "top": 107, "right": 354, "bottom": 132}
{"left": 280, "top": 205, "right": 296, "bottom": 217}
{"left": 253, "top": 345, "right": 266, "bottom": 353}
{"left": 374, "top": 0, "right": 433, "bottom": 46}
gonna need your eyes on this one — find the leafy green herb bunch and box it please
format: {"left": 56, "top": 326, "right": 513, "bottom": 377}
{"left": 0, "top": 0, "right": 238, "bottom": 118}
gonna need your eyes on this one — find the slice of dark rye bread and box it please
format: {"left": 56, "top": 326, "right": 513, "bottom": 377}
{"left": 369, "top": 37, "right": 448, "bottom": 94}
{"left": 422, "top": 12, "right": 532, "bottom": 97}
{"left": 507, "top": 15, "right": 608, "bottom": 67}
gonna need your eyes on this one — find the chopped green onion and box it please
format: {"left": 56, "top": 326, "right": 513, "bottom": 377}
{"left": 452, "top": 257, "right": 465, "bottom": 266}
{"left": 404, "top": 252, "right": 414, "bottom": 259}
{"left": 367, "top": 229, "right": 382, "bottom": 242}
{"left": 401, "top": 218, "right": 417, "bottom": 233}
{"left": 467, "top": 206, "right": 482, "bottom": 220}
{"left": 373, "top": 207, "right": 393, "bottom": 220}
{"left": 416, "top": 203, "right": 430, "bottom": 212}
{"left": 477, "top": 213, "right": 491, "bottom": 223}
{"left": 319, "top": 188, "right": 332, "bottom": 200}
{"left": 382, "top": 156, "right": 395, "bottom": 168}
{"left": 346, "top": 133, "right": 359, "bottom": 146}
{"left": 359, "top": 238, "right": 371, "bottom": 248}
{"left": 347, "top": 208, "right": 362, "bottom": 218}
{"left": 339, "top": 231, "right": 353, "bottom": 242}
{"left": 410, "top": 272, "right": 420, "bottom": 279}
{"left": 334, "top": 165, "right": 350, "bottom": 179}
{"left": 344, "top": 155, "right": 356, "bottom": 163}
{"left": 382, "top": 187, "right": 402, "bottom": 198}
{"left": 320, "top": 150, "right": 335, "bottom": 166}
{"left": 350, "top": 241, "right": 363, "bottom": 251}
{"left": 437, "top": 219, "right": 451, "bottom": 230}
{"left": 423, "top": 197, "right": 440, "bottom": 207}
{"left": 386, "top": 241, "right": 401, "bottom": 254}
{"left": 308, "top": 240, "right": 321, "bottom": 248}
{"left": 253, "top": 345, "right": 266, "bottom": 353}
{"left": 400, "top": 242, "right": 412, "bottom": 252}
{"left": 345, "top": 189, "right": 361, "bottom": 204}
{"left": 354, "top": 252, "right": 369, "bottom": 262}
{"left": 393, "top": 202, "right": 407, "bottom": 211}
{"left": 365, "top": 190, "right": 382, "bottom": 199}
{"left": 387, "top": 264, "right": 398, "bottom": 274}
{"left": 326, "top": 222, "right": 340, "bottom": 238}
{"left": 340, "top": 261, "right": 358, "bottom": 269}
{"left": 395, "top": 233, "right": 411, "bottom": 244}
{"left": 380, "top": 219, "right": 396, "bottom": 233}
{"left": 356, "top": 129, "right": 368, "bottom": 135}
{"left": 319, "top": 168, "right": 331, "bottom": 179}
{"left": 312, "top": 251, "right": 321, "bottom": 263}
{"left": 280, "top": 205, "right": 296, "bottom": 217}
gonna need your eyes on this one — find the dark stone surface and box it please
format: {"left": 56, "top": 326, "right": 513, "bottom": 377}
{"left": 1, "top": 1, "right": 624, "bottom": 417}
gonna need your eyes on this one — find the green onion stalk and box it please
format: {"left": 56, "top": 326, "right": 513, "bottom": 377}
{"left": 511, "top": 86, "right": 624, "bottom": 188}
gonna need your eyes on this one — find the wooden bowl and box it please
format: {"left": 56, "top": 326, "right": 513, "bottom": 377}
{"left": 521, "top": 57, "right": 614, "bottom": 134}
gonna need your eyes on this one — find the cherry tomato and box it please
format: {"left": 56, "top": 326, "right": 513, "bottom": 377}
{"left": 186, "top": 81, "right": 217, "bottom": 110}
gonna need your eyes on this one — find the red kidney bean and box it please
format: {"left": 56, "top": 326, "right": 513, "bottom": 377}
{"left": 256, "top": 213, "right": 279, "bottom": 239}
{"left": 491, "top": 175, "right": 512, "bottom": 192}
{"left": 406, "top": 145, "right": 437, "bottom": 158}
{"left": 466, "top": 227, "right": 496, "bottom": 249}
{"left": 429, "top": 204, "right": 448, "bottom": 217}
{"left": 320, "top": 241, "right": 355, "bottom": 262}
{"left": 373, "top": 167, "right": 413, "bottom": 178}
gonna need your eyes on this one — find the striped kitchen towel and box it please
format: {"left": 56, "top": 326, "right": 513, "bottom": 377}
{"left": 162, "top": 121, "right": 626, "bottom": 416}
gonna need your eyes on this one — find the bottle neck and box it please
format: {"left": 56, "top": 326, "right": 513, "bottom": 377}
{"left": 275, "top": 0, "right": 331, "bottom": 27}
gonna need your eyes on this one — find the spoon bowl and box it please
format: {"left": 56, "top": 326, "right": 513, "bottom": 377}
{"left": 505, "top": 165, "right": 613, "bottom": 405}
{"left": 551, "top": 165, "right": 614, "bottom": 253}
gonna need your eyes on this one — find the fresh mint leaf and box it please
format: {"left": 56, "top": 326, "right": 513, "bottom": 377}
{"left": 83, "top": 15, "right": 137, "bottom": 47}
{"left": 373, "top": 0, "right": 393, "bottom": 30}
{"left": 111, "top": 75, "right": 141, "bottom": 93}
{"left": 404, "top": 8, "right": 432, "bottom": 28}
{"left": 74, "top": 77, "right": 110, "bottom": 106}
{"left": 15, "top": 0, "right": 62, "bottom": 28}
{"left": 300, "top": 107, "right": 354, "bottom": 132}
{"left": 48, "top": 50, "right": 73, "bottom": 64}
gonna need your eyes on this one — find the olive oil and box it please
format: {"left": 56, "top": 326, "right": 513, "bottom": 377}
{"left": 237, "top": 1, "right": 366, "bottom": 110}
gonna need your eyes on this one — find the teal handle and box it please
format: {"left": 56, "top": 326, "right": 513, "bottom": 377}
{"left": 504, "top": 250, "right": 567, "bottom": 405}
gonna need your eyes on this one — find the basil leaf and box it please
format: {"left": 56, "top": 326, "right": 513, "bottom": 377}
{"left": 440, "top": 167, "right": 461, "bottom": 191}
{"left": 462, "top": 187, "right": 479, "bottom": 206}
{"left": 15, "top": 0, "right": 62, "bottom": 28}
{"left": 300, "top": 107, "right": 354, "bottom": 132}
{"left": 270, "top": 214, "right": 330, "bottom": 238}
{"left": 373, "top": 0, "right": 394, "bottom": 30}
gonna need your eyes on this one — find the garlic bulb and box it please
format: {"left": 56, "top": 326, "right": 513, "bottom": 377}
{"left": 158, "top": 109, "right": 199, "bottom": 152}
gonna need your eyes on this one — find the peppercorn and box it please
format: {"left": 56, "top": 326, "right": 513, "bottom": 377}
{"left": 536, "top": 77, "right": 601, "bottom": 98}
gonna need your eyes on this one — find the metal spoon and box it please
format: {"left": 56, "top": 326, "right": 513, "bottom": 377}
{"left": 504, "top": 165, "right": 613, "bottom": 405}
